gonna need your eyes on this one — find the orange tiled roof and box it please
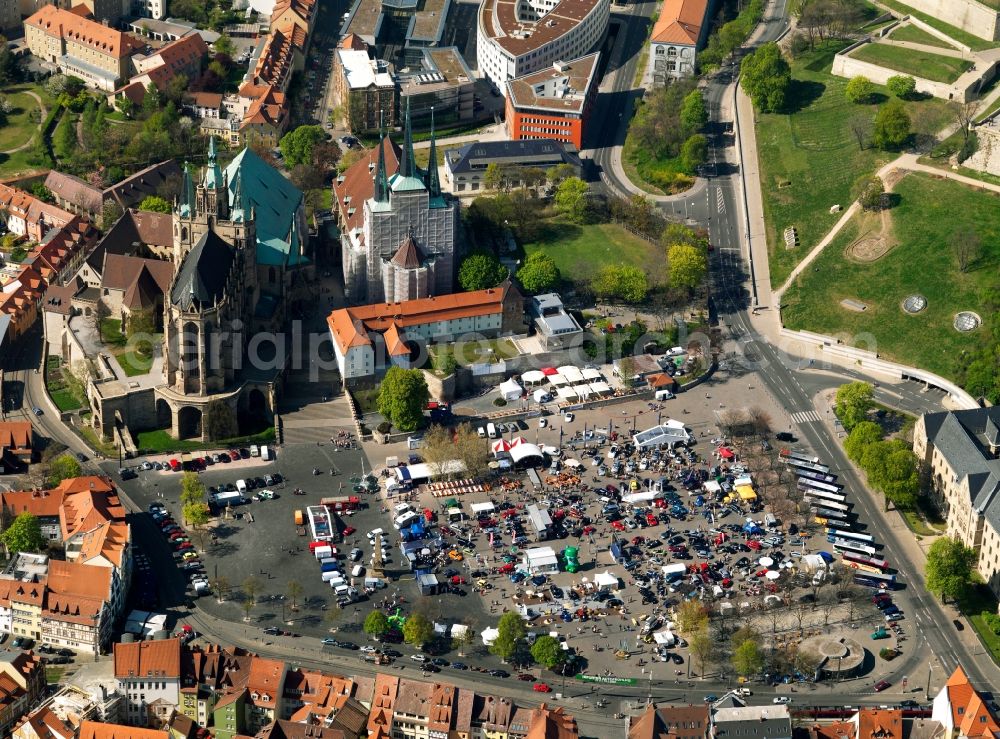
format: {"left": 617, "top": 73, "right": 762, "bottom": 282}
{"left": 114, "top": 638, "right": 182, "bottom": 679}
{"left": 650, "top": 0, "right": 709, "bottom": 45}
{"left": 25, "top": 5, "right": 143, "bottom": 59}
{"left": 77, "top": 520, "right": 130, "bottom": 567}
{"left": 333, "top": 137, "right": 400, "bottom": 234}
{"left": 78, "top": 720, "right": 169, "bottom": 739}
{"left": 12, "top": 704, "right": 74, "bottom": 739}
{"left": 47, "top": 560, "right": 112, "bottom": 599}
{"left": 248, "top": 656, "right": 286, "bottom": 705}
{"left": 1, "top": 489, "right": 61, "bottom": 518}
{"left": 0, "top": 421, "right": 33, "bottom": 452}
{"left": 857, "top": 708, "right": 902, "bottom": 739}
{"left": 241, "top": 85, "right": 288, "bottom": 129}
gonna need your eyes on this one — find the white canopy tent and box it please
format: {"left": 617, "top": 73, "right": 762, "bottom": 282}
{"left": 510, "top": 441, "right": 544, "bottom": 464}
{"left": 522, "top": 370, "right": 546, "bottom": 385}
{"left": 557, "top": 386, "right": 578, "bottom": 400}
{"left": 558, "top": 366, "right": 585, "bottom": 384}
{"left": 548, "top": 374, "right": 569, "bottom": 386}
{"left": 498, "top": 378, "right": 522, "bottom": 401}
{"left": 594, "top": 571, "right": 619, "bottom": 591}
{"left": 589, "top": 381, "right": 612, "bottom": 395}
{"left": 582, "top": 367, "right": 603, "bottom": 380}
{"left": 481, "top": 626, "right": 499, "bottom": 646}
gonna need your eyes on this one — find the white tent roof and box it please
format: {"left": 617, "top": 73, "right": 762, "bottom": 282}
{"left": 559, "top": 365, "right": 584, "bottom": 383}
{"left": 481, "top": 626, "right": 499, "bottom": 645}
{"left": 510, "top": 441, "right": 544, "bottom": 463}
{"left": 556, "top": 386, "right": 578, "bottom": 400}
{"left": 522, "top": 370, "right": 546, "bottom": 384}
{"left": 582, "top": 367, "right": 603, "bottom": 380}
{"left": 594, "top": 571, "right": 619, "bottom": 588}
{"left": 548, "top": 374, "right": 568, "bottom": 386}
{"left": 589, "top": 381, "right": 611, "bottom": 394}
{"left": 471, "top": 502, "right": 496, "bottom": 514}
{"left": 498, "top": 378, "right": 522, "bottom": 400}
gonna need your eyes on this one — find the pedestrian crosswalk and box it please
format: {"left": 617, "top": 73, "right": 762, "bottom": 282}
{"left": 716, "top": 188, "right": 726, "bottom": 214}
{"left": 790, "top": 410, "right": 822, "bottom": 423}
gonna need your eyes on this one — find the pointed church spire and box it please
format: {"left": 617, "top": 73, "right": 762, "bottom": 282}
{"left": 399, "top": 98, "right": 416, "bottom": 179}
{"left": 231, "top": 166, "right": 245, "bottom": 220}
{"left": 374, "top": 110, "right": 389, "bottom": 203}
{"left": 204, "top": 135, "right": 222, "bottom": 190}
{"left": 180, "top": 163, "right": 194, "bottom": 216}
{"left": 426, "top": 106, "right": 440, "bottom": 199}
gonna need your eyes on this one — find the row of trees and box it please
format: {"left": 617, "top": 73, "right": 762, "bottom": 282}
{"left": 629, "top": 84, "right": 710, "bottom": 176}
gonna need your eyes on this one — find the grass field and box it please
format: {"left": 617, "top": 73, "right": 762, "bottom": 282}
{"left": 414, "top": 142, "right": 465, "bottom": 170}
{"left": 0, "top": 91, "right": 41, "bottom": 151}
{"left": 621, "top": 133, "right": 693, "bottom": 195}
{"left": 523, "top": 220, "right": 666, "bottom": 288}
{"left": 780, "top": 172, "right": 1000, "bottom": 379}
{"left": 888, "top": 23, "right": 955, "bottom": 49}
{"left": 429, "top": 338, "right": 519, "bottom": 369}
{"left": 851, "top": 43, "right": 972, "bottom": 83}
{"left": 756, "top": 40, "right": 955, "bottom": 285}
{"left": 135, "top": 427, "right": 276, "bottom": 453}
{"left": 957, "top": 585, "right": 1000, "bottom": 664}
{"left": 878, "top": 0, "right": 998, "bottom": 51}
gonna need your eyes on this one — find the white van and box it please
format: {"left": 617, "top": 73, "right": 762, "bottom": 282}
{"left": 764, "top": 513, "right": 778, "bottom": 528}
{"left": 365, "top": 577, "right": 386, "bottom": 590}
{"left": 250, "top": 445, "right": 260, "bottom": 457}
{"left": 394, "top": 511, "right": 418, "bottom": 530}
{"left": 367, "top": 528, "right": 385, "bottom": 540}
{"left": 477, "top": 427, "right": 486, "bottom": 437}
{"left": 261, "top": 445, "right": 272, "bottom": 461}
{"left": 393, "top": 502, "right": 413, "bottom": 516}
{"left": 236, "top": 479, "right": 248, "bottom": 494}
{"left": 351, "top": 564, "right": 365, "bottom": 577}
{"left": 487, "top": 422, "right": 498, "bottom": 439}
{"left": 655, "top": 389, "right": 675, "bottom": 401}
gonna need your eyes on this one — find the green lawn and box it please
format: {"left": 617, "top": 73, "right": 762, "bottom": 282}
{"left": 45, "top": 358, "right": 87, "bottom": 412}
{"left": 414, "top": 142, "right": 464, "bottom": 170}
{"left": 116, "top": 345, "right": 157, "bottom": 377}
{"left": 621, "top": 134, "right": 692, "bottom": 195}
{"left": 0, "top": 91, "right": 42, "bottom": 151}
{"left": 781, "top": 172, "right": 1000, "bottom": 380}
{"left": 135, "top": 426, "right": 276, "bottom": 453}
{"left": 756, "top": 40, "right": 955, "bottom": 285}
{"left": 523, "top": 220, "right": 667, "bottom": 287}
{"left": 878, "top": 0, "right": 998, "bottom": 51}
{"left": 888, "top": 23, "right": 955, "bottom": 49}
{"left": 851, "top": 43, "right": 972, "bottom": 83}
{"left": 429, "top": 338, "right": 519, "bottom": 368}
{"left": 957, "top": 584, "right": 1000, "bottom": 664}
{"left": 77, "top": 423, "right": 118, "bottom": 458}
{"left": 100, "top": 318, "right": 127, "bottom": 347}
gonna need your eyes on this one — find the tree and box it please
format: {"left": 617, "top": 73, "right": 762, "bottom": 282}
{"left": 280, "top": 125, "right": 326, "bottom": 167}
{"left": 364, "top": 610, "right": 390, "bottom": 638}
{"left": 546, "top": 163, "right": 576, "bottom": 186}
{"left": 887, "top": 75, "right": 916, "bottom": 99}
{"left": 458, "top": 250, "right": 508, "bottom": 291}
{"left": 516, "top": 252, "right": 560, "bottom": 293}
{"left": 668, "top": 243, "right": 708, "bottom": 293}
{"left": 957, "top": 100, "right": 981, "bottom": 146}
{"left": 740, "top": 43, "right": 791, "bottom": 113}
{"left": 205, "top": 399, "right": 238, "bottom": 441}
{"left": 215, "top": 33, "right": 235, "bottom": 57}
{"left": 52, "top": 112, "right": 75, "bottom": 161}
{"left": 212, "top": 575, "right": 230, "bottom": 602}
{"left": 490, "top": 612, "right": 526, "bottom": 662}
{"left": 675, "top": 600, "right": 709, "bottom": 634}
{"left": 731, "top": 638, "right": 765, "bottom": 678}
{"left": 181, "top": 471, "right": 206, "bottom": 507}
{"left": 680, "top": 134, "right": 708, "bottom": 173}
{"left": 854, "top": 174, "right": 885, "bottom": 212}
{"left": 848, "top": 111, "right": 873, "bottom": 150}
{"left": 403, "top": 612, "right": 434, "bottom": 646}
{"left": 592, "top": 264, "right": 648, "bottom": 303}
{"left": 377, "top": 367, "right": 429, "bottom": 431}
{"left": 873, "top": 99, "right": 911, "bottom": 150}
{"left": 141, "top": 83, "right": 161, "bottom": 116}
{"left": 484, "top": 163, "right": 511, "bottom": 192}
{"left": 30, "top": 183, "right": 53, "bottom": 203}
{"left": 286, "top": 580, "right": 303, "bottom": 611}
{"left": 46, "top": 453, "right": 81, "bottom": 487}
{"left": 183, "top": 501, "right": 210, "bottom": 531}
{"left": 925, "top": 536, "right": 977, "bottom": 603}
{"left": 680, "top": 89, "right": 708, "bottom": 136}
{"left": 1, "top": 513, "right": 45, "bottom": 554}
{"left": 554, "top": 177, "right": 590, "bottom": 223}
{"left": 0, "top": 36, "right": 17, "bottom": 87}
{"left": 530, "top": 635, "right": 566, "bottom": 669}
{"left": 139, "top": 195, "right": 172, "bottom": 213}
{"left": 844, "top": 420, "right": 882, "bottom": 462}
{"left": 954, "top": 224, "right": 982, "bottom": 273}
{"left": 453, "top": 423, "right": 490, "bottom": 479}
{"left": 861, "top": 439, "right": 919, "bottom": 510}
{"left": 94, "top": 300, "right": 111, "bottom": 339}
{"left": 845, "top": 75, "right": 875, "bottom": 104}
{"left": 688, "top": 627, "right": 715, "bottom": 678}
{"left": 834, "top": 381, "right": 873, "bottom": 432}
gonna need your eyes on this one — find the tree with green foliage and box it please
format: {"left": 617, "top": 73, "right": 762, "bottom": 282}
{"left": 680, "top": 134, "right": 708, "bottom": 173}
{"left": 516, "top": 252, "right": 560, "bottom": 293}
{"left": 458, "top": 250, "right": 508, "bottom": 291}
{"left": 490, "top": 612, "right": 526, "bottom": 662}
{"left": 688, "top": 627, "right": 715, "bottom": 678}
{"left": 854, "top": 174, "right": 885, "bottom": 212}
{"left": 546, "top": 163, "right": 576, "bottom": 186}
{"left": 183, "top": 501, "right": 211, "bottom": 530}
{"left": 675, "top": 600, "right": 709, "bottom": 634}
{"left": 530, "top": 635, "right": 566, "bottom": 669}
{"left": 731, "top": 638, "right": 765, "bottom": 678}
{"left": 680, "top": 89, "right": 708, "bottom": 136}
{"left": 861, "top": 439, "right": 919, "bottom": 510}
{"left": 30, "top": 183, "right": 53, "bottom": 203}
{"left": 205, "top": 399, "right": 238, "bottom": 441}
{"left": 214, "top": 34, "right": 235, "bottom": 57}
{"left": 47, "top": 454, "right": 81, "bottom": 488}
{"left": 844, "top": 420, "right": 883, "bottom": 462}
{"left": 279, "top": 125, "right": 326, "bottom": 167}
{"left": 554, "top": 177, "right": 590, "bottom": 223}
{"left": 834, "top": 381, "right": 873, "bottom": 432}
{"left": 403, "top": 612, "right": 434, "bottom": 646}
{"left": 592, "top": 264, "right": 648, "bottom": 303}
{"left": 873, "top": 99, "right": 911, "bottom": 149}
{"left": 180, "top": 471, "right": 206, "bottom": 507}
{"left": 887, "top": 75, "right": 916, "bottom": 99}
{"left": 139, "top": 195, "right": 172, "bottom": 213}
{"left": 845, "top": 75, "right": 876, "bottom": 104}
{"left": 377, "top": 366, "right": 429, "bottom": 431}
{"left": 2, "top": 512, "right": 45, "bottom": 555}
{"left": 668, "top": 243, "right": 708, "bottom": 293}
{"left": 661, "top": 222, "right": 707, "bottom": 251}
{"left": 364, "top": 610, "right": 390, "bottom": 638}
{"left": 52, "top": 112, "right": 75, "bottom": 161}
{"left": 925, "top": 536, "right": 977, "bottom": 603}
{"left": 740, "top": 42, "right": 791, "bottom": 113}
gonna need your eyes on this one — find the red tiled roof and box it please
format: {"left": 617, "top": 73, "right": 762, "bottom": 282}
{"left": 650, "top": 0, "right": 709, "bottom": 45}
{"left": 114, "top": 638, "right": 182, "bottom": 679}
{"left": 333, "top": 137, "right": 400, "bottom": 233}
{"left": 25, "top": 5, "right": 143, "bottom": 59}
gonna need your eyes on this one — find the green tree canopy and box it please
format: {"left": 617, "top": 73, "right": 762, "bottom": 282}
{"left": 364, "top": 610, "right": 390, "bottom": 638}
{"left": 180, "top": 471, "right": 206, "bottom": 507}
{"left": 205, "top": 399, "right": 238, "bottom": 441}
{"left": 925, "top": 536, "right": 977, "bottom": 603}
{"left": 139, "top": 195, "right": 172, "bottom": 213}
{"left": 553, "top": 177, "right": 590, "bottom": 223}
{"left": 861, "top": 439, "right": 919, "bottom": 510}
{"left": 403, "top": 612, "right": 434, "bottom": 646}
{"left": 740, "top": 42, "right": 791, "bottom": 113}
{"left": 490, "top": 612, "right": 526, "bottom": 661}
{"left": 377, "top": 366, "right": 429, "bottom": 431}
{"left": 873, "top": 99, "right": 911, "bottom": 150}
{"left": 183, "top": 501, "right": 210, "bottom": 528}
{"left": 834, "top": 381, "right": 873, "bottom": 431}
{"left": 458, "top": 250, "right": 508, "bottom": 292}
{"left": 845, "top": 75, "right": 876, "bottom": 104}
{"left": 854, "top": 174, "right": 885, "bottom": 212}
{"left": 668, "top": 243, "right": 708, "bottom": 292}
{"left": 47, "top": 453, "right": 81, "bottom": 488}
{"left": 530, "top": 635, "right": 566, "bottom": 669}
{"left": 592, "top": 264, "right": 648, "bottom": 303}
{"left": 280, "top": 125, "right": 327, "bottom": 167}
{"left": 1, "top": 512, "right": 45, "bottom": 554}
{"left": 680, "top": 134, "right": 708, "bottom": 174}
{"left": 887, "top": 75, "right": 916, "bottom": 99}
{"left": 516, "top": 252, "right": 560, "bottom": 293}
{"left": 731, "top": 638, "right": 766, "bottom": 678}
{"left": 674, "top": 600, "right": 709, "bottom": 634}
{"left": 680, "top": 89, "right": 708, "bottom": 136}
{"left": 844, "top": 420, "right": 883, "bottom": 462}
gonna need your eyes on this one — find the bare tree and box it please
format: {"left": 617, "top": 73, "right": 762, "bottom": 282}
{"left": 848, "top": 112, "right": 873, "bottom": 151}
{"left": 954, "top": 225, "right": 982, "bottom": 273}
{"left": 957, "top": 99, "right": 981, "bottom": 144}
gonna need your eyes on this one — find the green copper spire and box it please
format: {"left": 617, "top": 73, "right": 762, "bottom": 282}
{"left": 426, "top": 107, "right": 440, "bottom": 199}
{"left": 180, "top": 163, "right": 194, "bottom": 216}
{"left": 374, "top": 133, "right": 389, "bottom": 203}
{"left": 231, "top": 165, "right": 246, "bottom": 221}
{"left": 399, "top": 98, "right": 416, "bottom": 179}
{"left": 204, "top": 135, "right": 222, "bottom": 189}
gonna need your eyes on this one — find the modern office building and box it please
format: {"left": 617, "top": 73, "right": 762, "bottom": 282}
{"left": 504, "top": 52, "right": 599, "bottom": 149}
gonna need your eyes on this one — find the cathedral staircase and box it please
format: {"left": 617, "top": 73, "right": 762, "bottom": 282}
{"left": 277, "top": 367, "right": 356, "bottom": 443}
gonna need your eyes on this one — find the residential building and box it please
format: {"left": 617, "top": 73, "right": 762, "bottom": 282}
{"left": 504, "top": 53, "right": 599, "bottom": 150}
{"left": 41, "top": 560, "right": 114, "bottom": 654}
{"left": 23, "top": 5, "right": 143, "bottom": 90}
{"left": 327, "top": 280, "right": 525, "bottom": 382}
{"left": 398, "top": 48, "right": 475, "bottom": 131}
{"left": 0, "top": 650, "right": 45, "bottom": 736}
{"left": 525, "top": 705, "right": 577, "bottom": 739}
{"left": 111, "top": 34, "right": 208, "bottom": 111}
{"left": 185, "top": 91, "right": 224, "bottom": 119}
{"left": 931, "top": 665, "right": 1000, "bottom": 739}
{"left": 645, "top": 0, "right": 711, "bottom": 84}
{"left": 802, "top": 707, "right": 903, "bottom": 739}
{"left": 442, "top": 139, "right": 581, "bottom": 193}
{"left": 13, "top": 704, "right": 75, "bottom": 739}
{"left": 97, "top": 253, "right": 173, "bottom": 329}
{"left": 13, "top": 680, "right": 120, "bottom": 737}
{"left": 476, "top": 0, "right": 609, "bottom": 95}
{"left": 332, "top": 48, "right": 395, "bottom": 133}
{"left": 259, "top": 721, "right": 348, "bottom": 739}
{"left": 8, "top": 580, "right": 45, "bottom": 641}
{"left": 178, "top": 643, "right": 253, "bottom": 732}
{"left": 0, "top": 421, "right": 34, "bottom": 472}
{"left": 212, "top": 687, "right": 250, "bottom": 739}
{"left": 114, "top": 638, "right": 183, "bottom": 727}
{"left": 913, "top": 406, "right": 1000, "bottom": 595}
{"left": 23, "top": 217, "right": 98, "bottom": 287}
{"left": 239, "top": 84, "right": 290, "bottom": 148}
{"left": 0, "top": 266, "right": 46, "bottom": 341}
{"left": 628, "top": 702, "right": 709, "bottom": 739}
{"left": 270, "top": 0, "right": 317, "bottom": 41}
{"left": 45, "top": 161, "right": 182, "bottom": 224}
{"left": 1, "top": 490, "right": 60, "bottom": 539}
{"left": 249, "top": 24, "right": 305, "bottom": 92}
{"left": 339, "top": 104, "right": 458, "bottom": 304}
{"left": 710, "top": 703, "right": 791, "bottom": 739}
{"left": 530, "top": 293, "right": 582, "bottom": 349}
{"left": 132, "top": 0, "right": 166, "bottom": 20}
{"left": 0, "top": 183, "right": 76, "bottom": 241}
{"left": 79, "top": 720, "right": 169, "bottom": 739}
{"left": 247, "top": 656, "right": 286, "bottom": 733}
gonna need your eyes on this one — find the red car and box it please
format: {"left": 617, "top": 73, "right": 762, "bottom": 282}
{"left": 533, "top": 683, "right": 552, "bottom": 693}
{"left": 175, "top": 542, "right": 193, "bottom": 551}
{"left": 582, "top": 525, "right": 596, "bottom": 535}
{"left": 611, "top": 520, "right": 625, "bottom": 531}
{"left": 747, "top": 541, "right": 762, "bottom": 550}
{"left": 439, "top": 526, "right": 454, "bottom": 535}
{"left": 631, "top": 536, "right": 645, "bottom": 545}
{"left": 873, "top": 680, "right": 891, "bottom": 692}
{"left": 343, "top": 526, "right": 356, "bottom": 536}
{"left": 168, "top": 459, "right": 181, "bottom": 471}
{"left": 229, "top": 450, "right": 241, "bottom": 461}
{"left": 451, "top": 576, "right": 467, "bottom": 585}
{"left": 498, "top": 563, "right": 515, "bottom": 574}
{"left": 645, "top": 513, "right": 659, "bottom": 526}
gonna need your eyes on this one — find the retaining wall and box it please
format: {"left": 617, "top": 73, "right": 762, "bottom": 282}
{"left": 897, "top": 0, "right": 1000, "bottom": 42}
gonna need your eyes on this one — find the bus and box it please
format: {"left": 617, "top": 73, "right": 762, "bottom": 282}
{"left": 842, "top": 552, "right": 889, "bottom": 572}
{"left": 797, "top": 477, "right": 844, "bottom": 493}
{"left": 780, "top": 450, "right": 820, "bottom": 464}
{"left": 803, "top": 495, "right": 850, "bottom": 512}
{"left": 811, "top": 506, "right": 852, "bottom": 521}
{"left": 833, "top": 540, "right": 878, "bottom": 556}
{"left": 826, "top": 528, "right": 873, "bottom": 544}
{"left": 798, "top": 484, "right": 848, "bottom": 504}
{"left": 854, "top": 571, "right": 896, "bottom": 588}
{"left": 824, "top": 519, "right": 855, "bottom": 531}
{"left": 798, "top": 469, "right": 838, "bottom": 484}
{"left": 784, "top": 458, "right": 831, "bottom": 475}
